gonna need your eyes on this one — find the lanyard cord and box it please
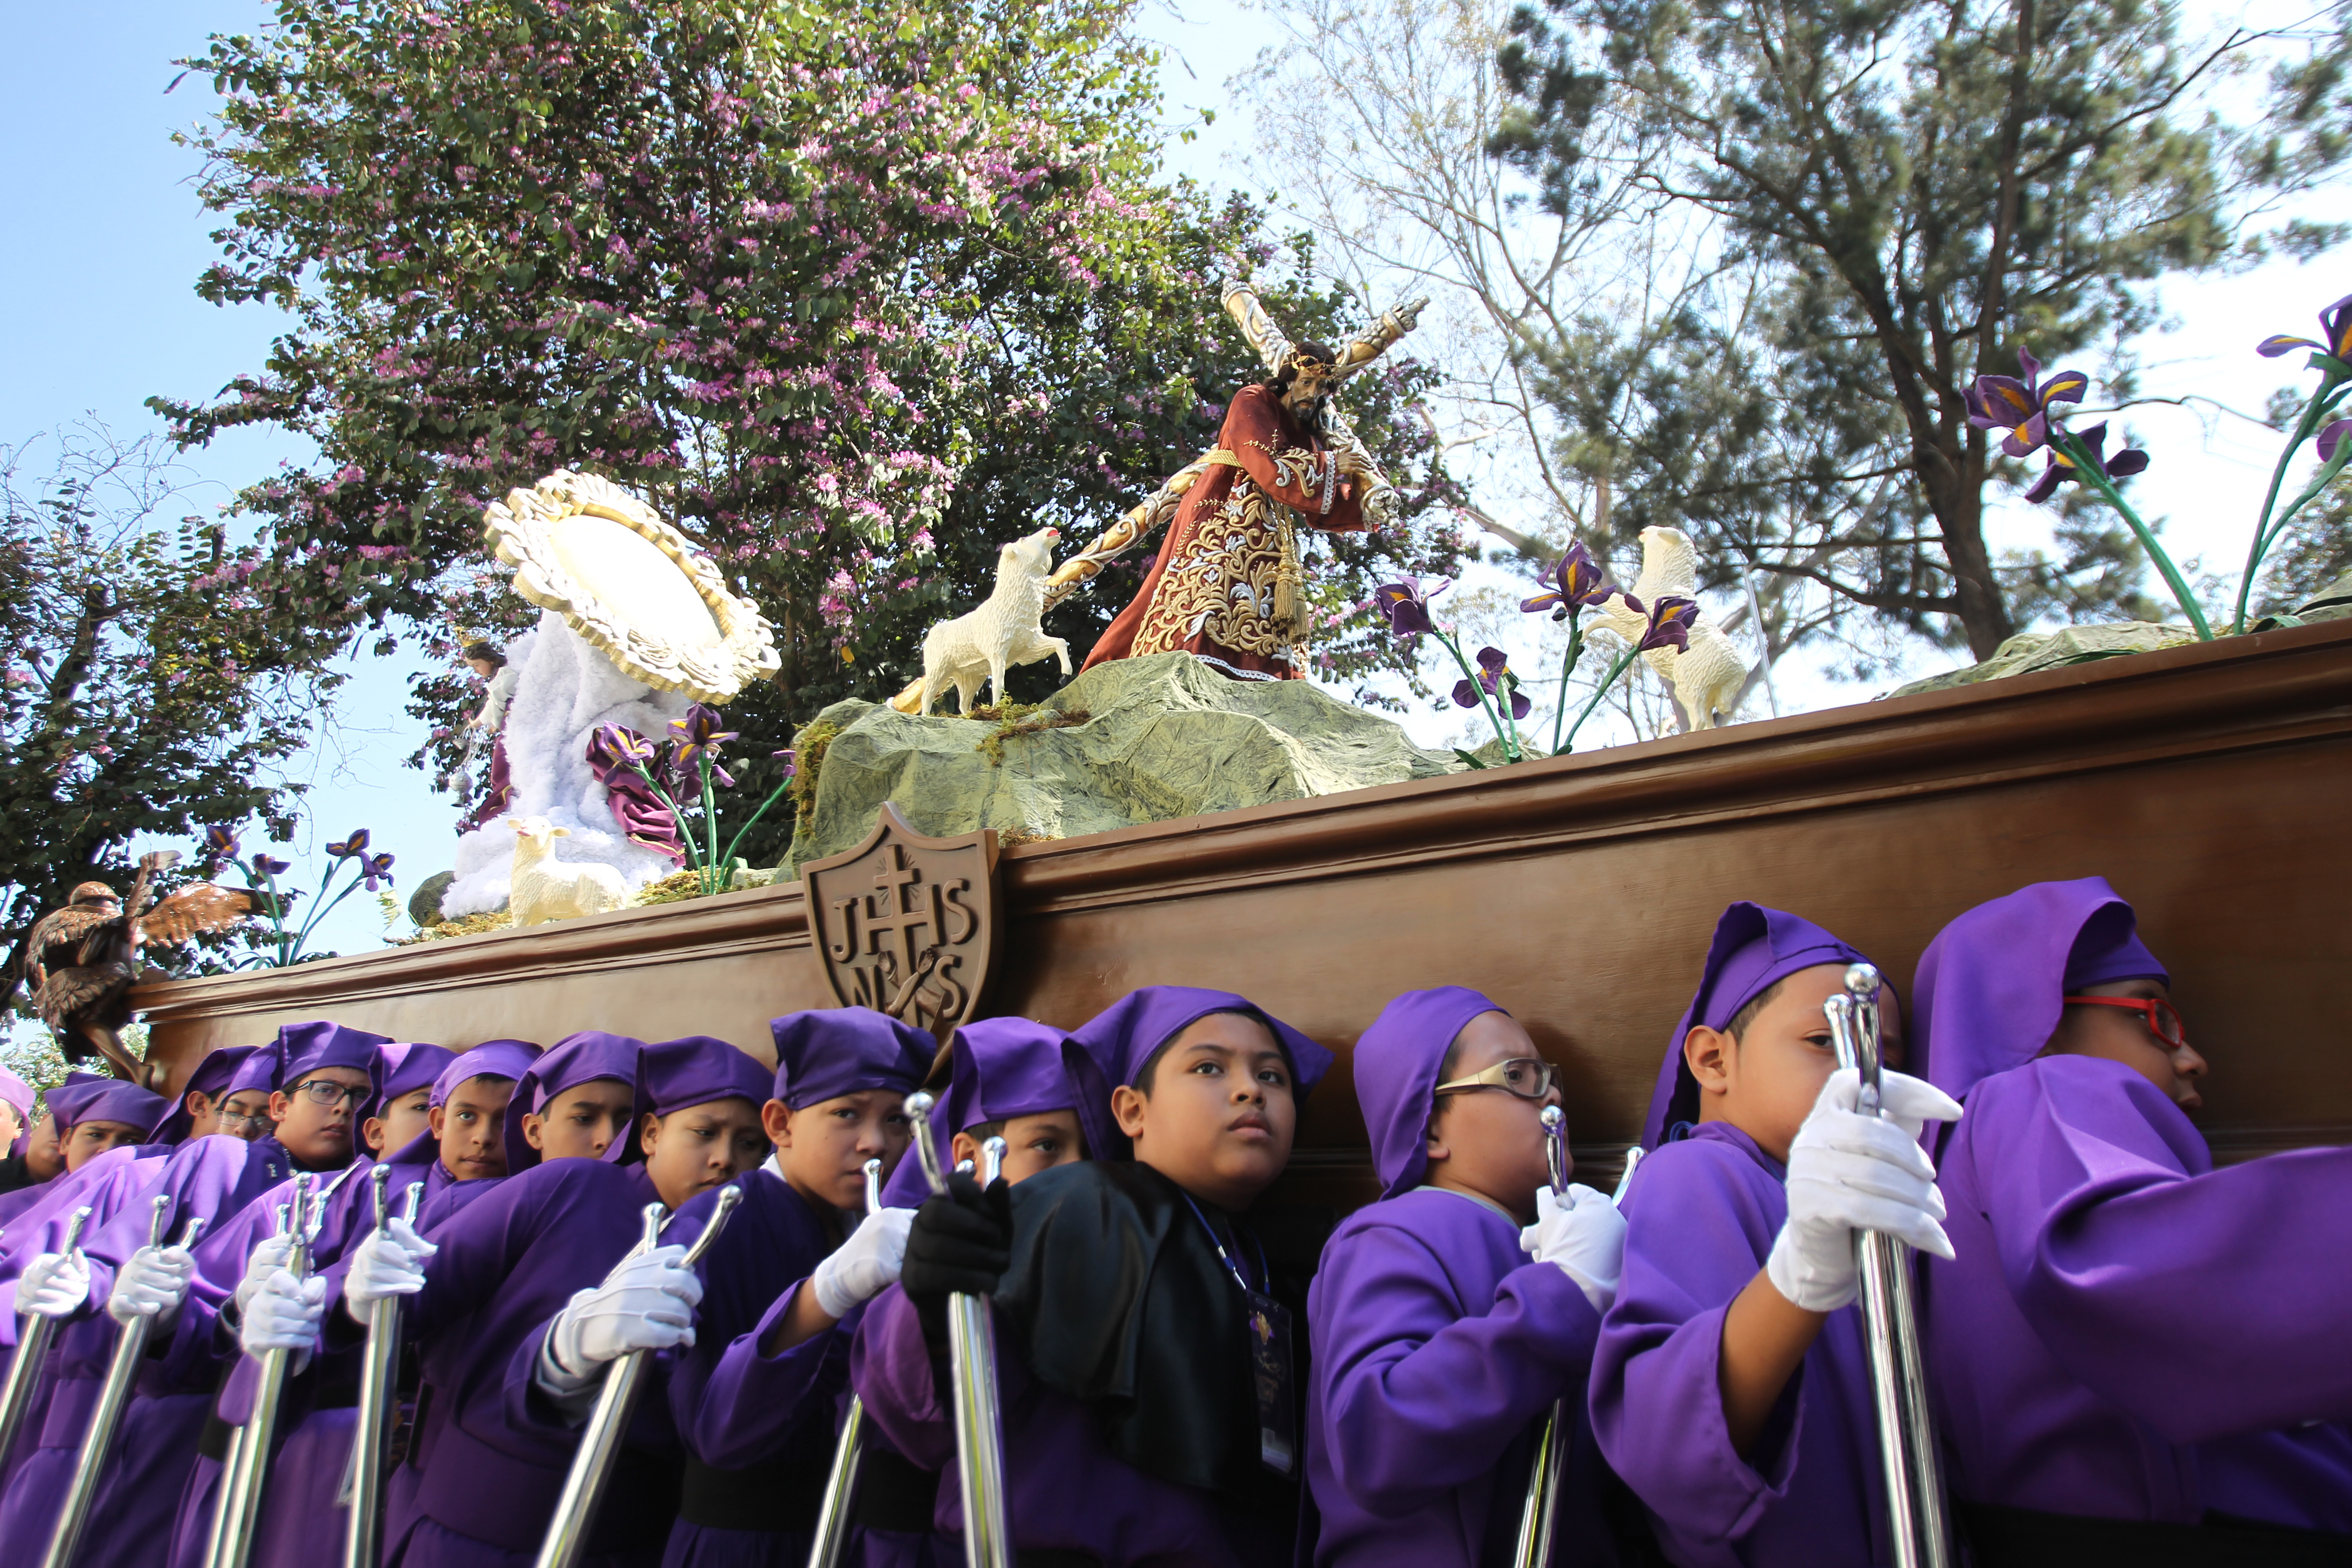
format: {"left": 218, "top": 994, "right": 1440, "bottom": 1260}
{"left": 1179, "top": 1192, "right": 1270, "bottom": 1296}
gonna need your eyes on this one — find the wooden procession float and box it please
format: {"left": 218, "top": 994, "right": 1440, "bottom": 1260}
{"left": 130, "top": 615, "right": 2352, "bottom": 1206}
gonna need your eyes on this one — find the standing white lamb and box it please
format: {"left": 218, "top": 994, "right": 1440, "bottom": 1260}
{"left": 899, "top": 525, "right": 1072, "bottom": 716}
{"left": 1590, "top": 526, "right": 1752, "bottom": 730}
{"left": 506, "top": 815, "right": 631, "bottom": 927}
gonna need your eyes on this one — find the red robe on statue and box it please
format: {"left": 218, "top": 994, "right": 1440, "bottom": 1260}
{"left": 1082, "top": 382, "right": 1366, "bottom": 682}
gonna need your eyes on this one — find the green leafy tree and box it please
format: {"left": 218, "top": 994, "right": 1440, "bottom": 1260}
{"left": 160, "top": 0, "right": 1467, "bottom": 866}
{"left": 0, "top": 424, "right": 349, "bottom": 989}
{"left": 1491, "top": 0, "right": 2349, "bottom": 658}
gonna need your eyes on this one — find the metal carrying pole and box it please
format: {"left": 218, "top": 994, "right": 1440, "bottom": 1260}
{"left": 341, "top": 1170, "right": 426, "bottom": 1568}
{"left": 805, "top": 1157, "right": 886, "bottom": 1568}
{"left": 44, "top": 1197, "right": 209, "bottom": 1568}
{"left": 902, "top": 1092, "right": 1012, "bottom": 1568}
{"left": 0, "top": 1204, "right": 95, "bottom": 1469}
{"left": 1825, "top": 962, "right": 1954, "bottom": 1568}
{"left": 214, "top": 1173, "right": 318, "bottom": 1568}
{"left": 534, "top": 1186, "right": 742, "bottom": 1568}
{"left": 1511, "top": 1108, "right": 1576, "bottom": 1568}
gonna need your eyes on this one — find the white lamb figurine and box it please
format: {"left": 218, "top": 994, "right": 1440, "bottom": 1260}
{"left": 1591, "top": 526, "right": 1752, "bottom": 730}
{"left": 903, "top": 525, "right": 1072, "bottom": 716}
{"left": 506, "top": 815, "right": 631, "bottom": 927}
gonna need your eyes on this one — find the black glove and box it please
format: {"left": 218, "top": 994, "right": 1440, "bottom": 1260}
{"left": 901, "top": 1173, "right": 1011, "bottom": 1349}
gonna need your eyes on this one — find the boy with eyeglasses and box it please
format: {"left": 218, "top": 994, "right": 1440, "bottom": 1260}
{"left": 1913, "top": 878, "right": 2352, "bottom": 1560}
{"left": 1306, "top": 987, "right": 1628, "bottom": 1567}
{"left": 1590, "top": 904, "right": 1959, "bottom": 1568}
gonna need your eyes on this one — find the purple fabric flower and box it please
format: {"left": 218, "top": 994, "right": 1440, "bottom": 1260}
{"left": 358, "top": 850, "right": 396, "bottom": 892}
{"left": 1451, "top": 646, "right": 1532, "bottom": 719}
{"left": 1966, "top": 348, "right": 2092, "bottom": 457}
{"left": 2022, "top": 423, "right": 2150, "bottom": 504}
{"left": 325, "top": 828, "right": 371, "bottom": 858}
{"left": 1640, "top": 596, "right": 1700, "bottom": 652}
{"left": 1521, "top": 541, "right": 1611, "bottom": 618}
{"left": 2255, "top": 293, "right": 2352, "bottom": 361}
{"left": 2319, "top": 418, "right": 2352, "bottom": 465}
{"left": 772, "top": 748, "right": 797, "bottom": 778}
{"left": 668, "top": 704, "right": 739, "bottom": 774}
{"left": 1372, "top": 576, "right": 1449, "bottom": 636}
{"left": 588, "top": 723, "right": 660, "bottom": 769}
{"left": 249, "top": 852, "right": 291, "bottom": 877}
{"left": 201, "top": 826, "right": 241, "bottom": 870}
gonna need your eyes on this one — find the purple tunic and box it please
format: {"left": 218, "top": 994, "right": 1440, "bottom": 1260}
{"left": 1308, "top": 1187, "right": 1605, "bottom": 1567}
{"left": 379, "top": 1156, "right": 684, "bottom": 1568}
{"left": 662, "top": 1170, "right": 851, "bottom": 1568}
{"left": 855, "top": 1281, "right": 1292, "bottom": 1568}
{"left": 1591, "top": 1122, "right": 1887, "bottom": 1568}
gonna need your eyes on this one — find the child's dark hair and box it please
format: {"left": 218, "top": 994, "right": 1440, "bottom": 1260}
{"left": 1130, "top": 1009, "right": 1289, "bottom": 1095}
{"left": 1723, "top": 979, "right": 1786, "bottom": 1044}
{"left": 462, "top": 639, "right": 505, "bottom": 669}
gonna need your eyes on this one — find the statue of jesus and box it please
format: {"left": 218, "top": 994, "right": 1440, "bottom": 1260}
{"left": 1080, "top": 341, "right": 1370, "bottom": 683}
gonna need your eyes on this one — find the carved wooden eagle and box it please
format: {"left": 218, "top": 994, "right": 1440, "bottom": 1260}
{"left": 24, "top": 851, "right": 256, "bottom": 1084}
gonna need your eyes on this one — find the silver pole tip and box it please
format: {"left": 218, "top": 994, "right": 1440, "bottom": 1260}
{"left": 1844, "top": 962, "right": 1881, "bottom": 997}
{"left": 1539, "top": 1105, "right": 1564, "bottom": 1131}
{"left": 904, "top": 1091, "right": 935, "bottom": 1119}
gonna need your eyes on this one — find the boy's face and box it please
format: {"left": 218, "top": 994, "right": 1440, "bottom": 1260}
{"left": 951, "top": 1108, "right": 1085, "bottom": 1186}
{"left": 270, "top": 1065, "right": 374, "bottom": 1168}
{"left": 1424, "top": 1011, "right": 1561, "bottom": 1223}
{"left": 23, "top": 1113, "right": 63, "bottom": 1181}
{"left": 1687, "top": 965, "right": 1907, "bottom": 1164}
{"left": 218, "top": 1090, "right": 274, "bottom": 1141}
{"left": 367, "top": 1087, "right": 435, "bottom": 1157}
{"left": 766, "top": 1089, "right": 912, "bottom": 1212}
{"left": 431, "top": 1075, "right": 517, "bottom": 1181}
{"left": 642, "top": 1097, "right": 768, "bottom": 1211}
{"left": 1111, "top": 1013, "right": 1297, "bottom": 1211}
{"left": 63, "top": 1119, "right": 145, "bottom": 1173}
{"left": 522, "top": 1078, "right": 637, "bottom": 1161}
{"left": 2044, "top": 978, "right": 2206, "bottom": 1114}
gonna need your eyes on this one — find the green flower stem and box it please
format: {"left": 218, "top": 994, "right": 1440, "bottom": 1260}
{"left": 2264, "top": 443, "right": 2352, "bottom": 555}
{"left": 2234, "top": 377, "right": 2348, "bottom": 633}
{"left": 2056, "top": 429, "right": 2212, "bottom": 641}
{"left": 1556, "top": 644, "right": 1646, "bottom": 754}
{"left": 718, "top": 781, "right": 797, "bottom": 877}
{"left": 1436, "top": 630, "right": 1520, "bottom": 763}
{"left": 700, "top": 760, "right": 722, "bottom": 896}
{"left": 1550, "top": 615, "right": 1585, "bottom": 755}
{"left": 629, "top": 762, "right": 702, "bottom": 878}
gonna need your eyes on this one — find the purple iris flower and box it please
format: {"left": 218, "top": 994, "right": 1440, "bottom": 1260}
{"left": 1639, "top": 596, "right": 1700, "bottom": 653}
{"left": 200, "top": 826, "right": 240, "bottom": 873}
{"left": 1966, "top": 348, "right": 2092, "bottom": 457}
{"left": 2022, "top": 422, "right": 2149, "bottom": 503}
{"left": 2320, "top": 418, "right": 2352, "bottom": 465}
{"left": 2256, "top": 293, "right": 2352, "bottom": 362}
{"left": 1372, "top": 576, "right": 1450, "bottom": 636}
{"left": 668, "top": 704, "right": 740, "bottom": 773}
{"left": 588, "top": 723, "right": 660, "bottom": 769}
{"left": 358, "top": 850, "right": 397, "bottom": 892}
{"left": 1521, "top": 541, "right": 1612, "bottom": 619}
{"left": 249, "top": 852, "right": 291, "bottom": 877}
{"left": 325, "top": 829, "right": 371, "bottom": 859}
{"left": 772, "top": 748, "right": 797, "bottom": 778}
{"left": 1452, "top": 647, "right": 1533, "bottom": 719}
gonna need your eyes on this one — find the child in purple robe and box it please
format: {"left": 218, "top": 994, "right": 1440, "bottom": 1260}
{"left": 369, "top": 1042, "right": 463, "bottom": 1157}
{"left": 1590, "top": 904, "right": 1959, "bottom": 1568}
{"left": 326, "top": 1032, "right": 758, "bottom": 1568}
{"left": 1308, "top": 986, "right": 1629, "bottom": 1568}
{"left": 1913, "top": 877, "right": 2352, "bottom": 1562}
{"left": 0, "top": 1064, "right": 37, "bottom": 1195}
{"left": 503, "top": 1030, "right": 646, "bottom": 1172}
{"left": 855, "top": 985, "right": 1335, "bottom": 1568}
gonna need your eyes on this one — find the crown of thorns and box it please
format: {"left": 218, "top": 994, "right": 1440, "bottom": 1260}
{"left": 1286, "top": 348, "right": 1337, "bottom": 375}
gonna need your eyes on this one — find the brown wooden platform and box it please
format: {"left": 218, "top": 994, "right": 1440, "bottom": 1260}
{"left": 133, "top": 618, "right": 2352, "bottom": 1209}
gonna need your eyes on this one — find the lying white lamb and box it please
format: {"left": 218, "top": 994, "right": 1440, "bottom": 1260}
{"left": 506, "top": 815, "right": 630, "bottom": 927}
{"left": 910, "top": 525, "right": 1072, "bottom": 716}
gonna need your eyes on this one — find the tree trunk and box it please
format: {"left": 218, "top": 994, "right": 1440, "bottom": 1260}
{"left": 1922, "top": 444, "right": 2015, "bottom": 659}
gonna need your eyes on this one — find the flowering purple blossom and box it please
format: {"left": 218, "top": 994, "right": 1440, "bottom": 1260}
{"left": 1966, "top": 349, "right": 2091, "bottom": 458}
{"left": 2256, "top": 294, "right": 2352, "bottom": 362}
{"left": 325, "top": 828, "right": 372, "bottom": 858}
{"left": 1372, "top": 576, "right": 1450, "bottom": 636}
{"left": 1452, "top": 646, "right": 1532, "bottom": 719}
{"left": 1521, "top": 541, "right": 1611, "bottom": 619}
{"left": 2022, "top": 423, "right": 2150, "bottom": 503}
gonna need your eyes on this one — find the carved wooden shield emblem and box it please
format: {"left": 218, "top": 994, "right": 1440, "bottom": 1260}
{"left": 803, "top": 803, "right": 1002, "bottom": 1035}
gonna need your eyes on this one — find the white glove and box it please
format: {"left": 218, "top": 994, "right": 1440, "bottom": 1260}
{"left": 538, "top": 1244, "right": 704, "bottom": 1399}
{"left": 234, "top": 1234, "right": 295, "bottom": 1317}
{"left": 343, "top": 1217, "right": 438, "bottom": 1326}
{"left": 108, "top": 1244, "right": 196, "bottom": 1328}
{"left": 20, "top": 1250, "right": 91, "bottom": 1319}
{"left": 1765, "top": 1068, "right": 1961, "bottom": 1313}
{"left": 239, "top": 1269, "right": 325, "bottom": 1373}
{"left": 1519, "top": 1184, "right": 1628, "bottom": 1313}
{"left": 810, "top": 1208, "right": 914, "bottom": 1319}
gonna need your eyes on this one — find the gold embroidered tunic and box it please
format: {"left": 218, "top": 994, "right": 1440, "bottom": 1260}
{"left": 1081, "top": 384, "right": 1367, "bottom": 683}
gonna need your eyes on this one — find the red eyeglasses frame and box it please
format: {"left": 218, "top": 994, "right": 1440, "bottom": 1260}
{"left": 2059, "top": 994, "right": 2190, "bottom": 1049}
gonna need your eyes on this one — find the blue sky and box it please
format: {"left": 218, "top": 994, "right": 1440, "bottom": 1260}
{"left": 3, "top": 0, "right": 2340, "bottom": 962}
